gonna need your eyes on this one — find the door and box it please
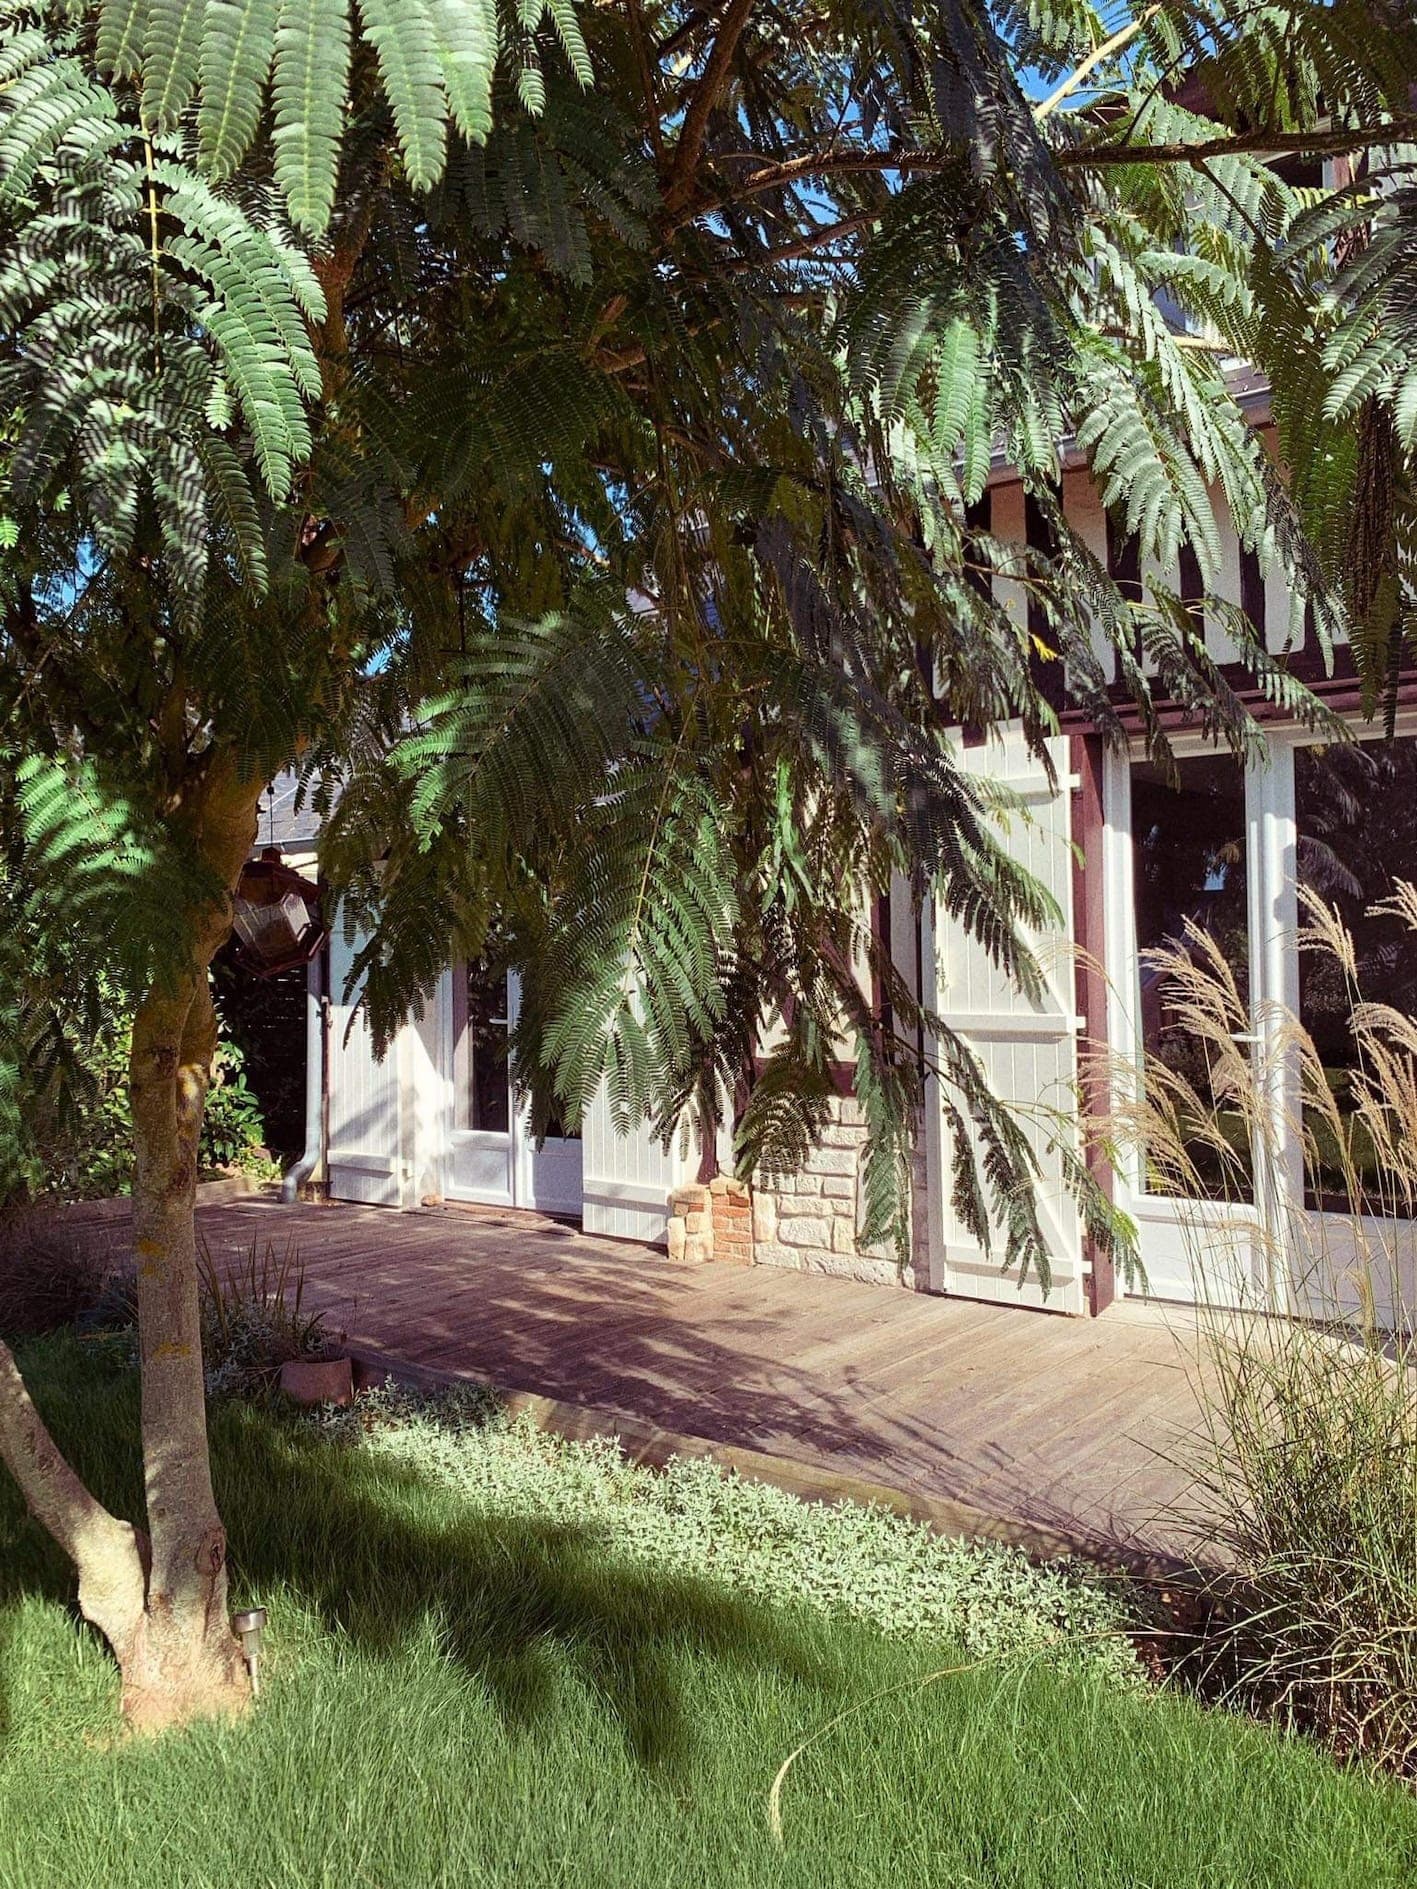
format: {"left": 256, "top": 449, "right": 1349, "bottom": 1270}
{"left": 928, "top": 729, "right": 1087, "bottom": 1312}
{"left": 1284, "top": 731, "right": 1417, "bottom": 1327}
{"left": 1105, "top": 729, "right": 1417, "bottom": 1323}
{"left": 444, "top": 961, "right": 584, "bottom": 1216}
{"left": 326, "top": 921, "right": 406, "bottom": 1205}
{"left": 1104, "top": 747, "right": 1272, "bottom": 1308}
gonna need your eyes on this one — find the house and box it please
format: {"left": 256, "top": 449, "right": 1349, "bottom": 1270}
{"left": 248, "top": 385, "right": 1417, "bottom": 1333}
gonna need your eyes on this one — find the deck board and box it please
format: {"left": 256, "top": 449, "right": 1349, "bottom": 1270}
{"left": 189, "top": 1194, "right": 1217, "bottom": 1563}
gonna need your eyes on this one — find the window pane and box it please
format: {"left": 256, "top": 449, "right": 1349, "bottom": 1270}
{"left": 1295, "top": 738, "right": 1417, "bottom": 1209}
{"left": 460, "top": 960, "right": 510, "bottom": 1134}
{"left": 1131, "top": 755, "right": 1251, "bottom": 1199}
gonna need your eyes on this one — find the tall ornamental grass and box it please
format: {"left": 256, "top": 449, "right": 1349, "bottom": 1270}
{"left": 1114, "top": 885, "right": 1417, "bottom": 1774}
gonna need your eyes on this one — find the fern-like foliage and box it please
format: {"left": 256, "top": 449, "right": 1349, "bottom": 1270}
{"left": 89, "top": 0, "right": 590, "bottom": 232}
{"left": 0, "top": 17, "right": 325, "bottom": 584}
{"left": 6, "top": 0, "right": 1415, "bottom": 1287}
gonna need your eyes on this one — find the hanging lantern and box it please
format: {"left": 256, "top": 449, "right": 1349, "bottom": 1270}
{"left": 230, "top": 847, "right": 326, "bottom": 977}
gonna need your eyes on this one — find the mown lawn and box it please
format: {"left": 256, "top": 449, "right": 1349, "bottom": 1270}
{"left": 1, "top": 1335, "right": 1414, "bottom": 1889}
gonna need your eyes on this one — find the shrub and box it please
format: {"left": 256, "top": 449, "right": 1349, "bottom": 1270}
{"left": 1111, "top": 882, "right": 1417, "bottom": 1773}
{"left": 0, "top": 1221, "right": 114, "bottom": 1338}
{"left": 197, "top": 1234, "right": 331, "bottom": 1397}
{"left": 310, "top": 1378, "right": 1145, "bottom": 1686}
{"left": 1189, "top": 1322, "right": 1417, "bottom": 1773}
{"left": 2, "top": 972, "right": 276, "bottom": 1212}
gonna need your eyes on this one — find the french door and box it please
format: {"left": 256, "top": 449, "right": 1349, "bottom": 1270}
{"left": 1105, "top": 726, "right": 1417, "bottom": 1323}
{"left": 1105, "top": 742, "right": 1285, "bottom": 1307}
{"left": 443, "top": 962, "right": 583, "bottom": 1216}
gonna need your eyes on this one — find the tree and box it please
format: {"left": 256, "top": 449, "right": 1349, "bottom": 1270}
{"left": 0, "top": 0, "right": 1411, "bottom": 1729}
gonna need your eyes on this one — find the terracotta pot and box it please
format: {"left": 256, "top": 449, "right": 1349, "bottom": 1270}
{"left": 279, "top": 1355, "right": 354, "bottom": 1407}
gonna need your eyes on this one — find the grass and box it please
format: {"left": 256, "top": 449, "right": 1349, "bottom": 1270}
{"left": 2, "top": 1336, "right": 1415, "bottom": 1889}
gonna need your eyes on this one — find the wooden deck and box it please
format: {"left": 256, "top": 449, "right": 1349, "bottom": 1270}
{"left": 189, "top": 1195, "right": 1215, "bottom": 1566}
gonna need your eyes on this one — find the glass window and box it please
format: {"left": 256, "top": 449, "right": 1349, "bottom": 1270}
{"left": 1295, "top": 738, "right": 1417, "bottom": 1208}
{"left": 455, "top": 960, "right": 510, "bottom": 1134}
{"left": 1131, "top": 754, "right": 1252, "bottom": 1198}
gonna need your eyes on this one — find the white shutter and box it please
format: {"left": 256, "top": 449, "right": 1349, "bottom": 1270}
{"left": 326, "top": 921, "right": 406, "bottom": 1207}
{"left": 581, "top": 1085, "right": 697, "bottom": 1244}
{"left": 929, "top": 728, "right": 1086, "bottom": 1312}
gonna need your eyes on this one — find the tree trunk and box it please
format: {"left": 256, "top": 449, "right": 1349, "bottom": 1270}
{"left": 0, "top": 1339, "right": 149, "bottom": 1661}
{"left": 123, "top": 960, "right": 250, "bottom": 1730}
{"left": 0, "top": 755, "right": 263, "bottom": 1731}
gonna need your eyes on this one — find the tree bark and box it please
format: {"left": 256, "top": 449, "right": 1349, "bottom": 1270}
{"left": 0, "top": 1339, "right": 149, "bottom": 1658}
{"left": 123, "top": 959, "right": 250, "bottom": 1730}
{"left": 119, "top": 756, "right": 264, "bottom": 1729}
{"left": 0, "top": 753, "right": 264, "bottom": 1731}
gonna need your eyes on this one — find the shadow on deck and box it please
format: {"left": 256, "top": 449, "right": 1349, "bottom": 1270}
{"left": 191, "top": 1194, "right": 1213, "bottom": 1570}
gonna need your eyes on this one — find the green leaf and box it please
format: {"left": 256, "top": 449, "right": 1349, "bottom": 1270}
{"left": 198, "top": 435, "right": 270, "bottom": 591}
{"left": 272, "top": 0, "right": 352, "bottom": 234}
{"left": 142, "top": 0, "right": 206, "bottom": 131}
{"left": 357, "top": 0, "right": 447, "bottom": 191}
{"left": 426, "top": 0, "right": 496, "bottom": 145}
{"left": 199, "top": 0, "right": 281, "bottom": 176}
{"left": 96, "top": 0, "right": 150, "bottom": 79}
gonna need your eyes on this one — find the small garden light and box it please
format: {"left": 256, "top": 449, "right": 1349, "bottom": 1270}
{"left": 232, "top": 1607, "right": 269, "bottom": 1696}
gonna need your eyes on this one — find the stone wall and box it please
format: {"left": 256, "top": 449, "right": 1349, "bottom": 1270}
{"left": 751, "top": 1094, "right": 930, "bottom": 1290}
{"left": 664, "top": 1095, "right": 931, "bottom": 1289}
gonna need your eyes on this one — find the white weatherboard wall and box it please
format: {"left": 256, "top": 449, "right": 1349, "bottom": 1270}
{"left": 928, "top": 728, "right": 1086, "bottom": 1313}
{"left": 581, "top": 1085, "right": 697, "bottom": 1244}
{"left": 326, "top": 922, "right": 407, "bottom": 1206}
{"left": 326, "top": 934, "right": 694, "bottom": 1238}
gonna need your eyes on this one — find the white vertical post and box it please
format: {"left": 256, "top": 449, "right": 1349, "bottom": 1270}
{"left": 1247, "top": 740, "right": 1302, "bottom": 1309}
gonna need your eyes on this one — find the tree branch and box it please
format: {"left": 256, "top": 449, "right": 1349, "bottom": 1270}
{"left": 682, "top": 112, "right": 1413, "bottom": 222}
{"left": 1032, "top": 6, "right": 1161, "bottom": 124}
{"left": 0, "top": 1336, "right": 148, "bottom": 1645}
{"left": 682, "top": 147, "right": 950, "bottom": 221}
{"left": 626, "top": 0, "right": 666, "bottom": 172}
{"left": 663, "top": 0, "right": 759, "bottom": 214}
{"left": 1057, "top": 118, "right": 1417, "bottom": 168}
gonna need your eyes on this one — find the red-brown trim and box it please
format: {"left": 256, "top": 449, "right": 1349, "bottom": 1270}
{"left": 1059, "top": 666, "right": 1417, "bottom": 739}
{"left": 1071, "top": 732, "right": 1116, "bottom": 1315}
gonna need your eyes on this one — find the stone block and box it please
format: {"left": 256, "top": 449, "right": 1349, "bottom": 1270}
{"left": 799, "top": 1250, "right": 899, "bottom": 1287}
{"left": 666, "top": 1220, "right": 687, "bottom": 1263}
{"left": 708, "top": 1175, "right": 750, "bottom": 1204}
{"left": 754, "top": 1241, "right": 801, "bottom": 1272}
{"left": 778, "top": 1215, "right": 831, "bottom": 1248}
{"left": 669, "top": 1184, "right": 709, "bottom": 1217}
{"left": 831, "top": 1216, "right": 859, "bottom": 1254}
{"left": 820, "top": 1175, "right": 854, "bottom": 1198}
{"left": 820, "top": 1126, "right": 866, "bottom": 1149}
{"left": 752, "top": 1193, "right": 777, "bottom": 1240}
{"left": 805, "top": 1145, "right": 855, "bottom": 1177}
{"left": 769, "top": 1174, "right": 820, "bottom": 1199}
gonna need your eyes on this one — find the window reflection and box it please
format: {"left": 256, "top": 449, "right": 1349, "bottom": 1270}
{"left": 1131, "top": 755, "right": 1251, "bottom": 1198}
{"left": 1296, "top": 738, "right": 1417, "bottom": 1209}
{"left": 452, "top": 960, "right": 581, "bottom": 1142}
{"left": 455, "top": 960, "right": 510, "bottom": 1134}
